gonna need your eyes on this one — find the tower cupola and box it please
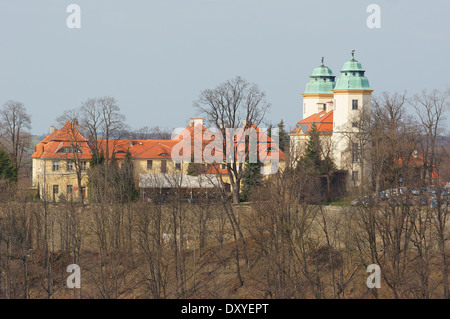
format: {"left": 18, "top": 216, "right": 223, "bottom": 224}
{"left": 304, "top": 57, "right": 336, "bottom": 94}
{"left": 334, "top": 50, "right": 371, "bottom": 91}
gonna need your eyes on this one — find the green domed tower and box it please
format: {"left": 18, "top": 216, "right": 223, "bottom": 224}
{"left": 304, "top": 57, "right": 336, "bottom": 94}
{"left": 332, "top": 50, "right": 373, "bottom": 183}
{"left": 302, "top": 57, "right": 336, "bottom": 118}
{"left": 334, "top": 50, "right": 371, "bottom": 91}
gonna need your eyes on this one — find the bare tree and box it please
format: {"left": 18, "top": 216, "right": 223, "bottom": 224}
{"left": 80, "top": 97, "right": 127, "bottom": 167}
{"left": 0, "top": 100, "right": 32, "bottom": 175}
{"left": 194, "top": 76, "right": 270, "bottom": 204}
{"left": 80, "top": 98, "right": 104, "bottom": 165}
{"left": 192, "top": 77, "right": 270, "bottom": 286}
{"left": 409, "top": 89, "right": 448, "bottom": 186}
{"left": 370, "top": 92, "right": 417, "bottom": 193}
{"left": 134, "top": 126, "right": 172, "bottom": 140}
{"left": 79, "top": 97, "right": 128, "bottom": 201}
{"left": 407, "top": 90, "right": 449, "bottom": 298}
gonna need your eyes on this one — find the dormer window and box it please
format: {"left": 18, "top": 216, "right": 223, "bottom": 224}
{"left": 58, "top": 146, "right": 80, "bottom": 153}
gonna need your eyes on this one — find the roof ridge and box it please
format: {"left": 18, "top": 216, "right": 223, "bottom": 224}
{"left": 132, "top": 140, "right": 174, "bottom": 158}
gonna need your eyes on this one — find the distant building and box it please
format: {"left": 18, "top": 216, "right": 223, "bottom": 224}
{"left": 31, "top": 121, "right": 91, "bottom": 201}
{"left": 32, "top": 118, "right": 286, "bottom": 202}
{"left": 290, "top": 51, "right": 373, "bottom": 188}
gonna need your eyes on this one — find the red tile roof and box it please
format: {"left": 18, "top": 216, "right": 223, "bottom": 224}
{"left": 292, "top": 110, "right": 334, "bottom": 133}
{"left": 397, "top": 153, "right": 440, "bottom": 179}
{"left": 32, "top": 121, "right": 92, "bottom": 160}
{"left": 33, "top": 121, "right": 287, "bottom": 165}
{"left": 174, "top": 122, "right": 287, "bottom": 161}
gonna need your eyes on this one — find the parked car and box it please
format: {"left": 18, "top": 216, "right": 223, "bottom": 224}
{"left": 422, "top": 187, "right": 437, "bottom": 195}
{"left": 430, "top": 196, "right": 438, "bottom": 209}
{"left": 417, "top": 196, "right": 429, "bottom": 206}
{"left": 351, "top": 194, "right": 376, "bottom": 207}
{"left": 381, "top": 187, "right": 408, "bottom": 199}
{"left": 402, "top": 196, "right": 415, "bottom": 206}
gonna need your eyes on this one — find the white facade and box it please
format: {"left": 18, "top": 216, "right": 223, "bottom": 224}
{"left": 302, "top": 94, "right": 334, "bottom": 119}
{"left": 331, "top": 90, "right": 372, "bottom": 169}
{"left": 291, "top": 52, "right": 373, "bottom": 189}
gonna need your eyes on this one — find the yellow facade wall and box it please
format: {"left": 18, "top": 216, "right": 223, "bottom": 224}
{"left": 34, "top": 157, "right": 286, "bottom": 202}
{"left": 33, "top": 158, "right": 90, "bottom": 202}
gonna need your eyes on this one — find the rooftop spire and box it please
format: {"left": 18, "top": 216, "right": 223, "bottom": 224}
{"left": 351, "top": 50, "right": 355, "bottom": 61}
{"left": 321, "top": 57, "right": 324, "bottom": 66}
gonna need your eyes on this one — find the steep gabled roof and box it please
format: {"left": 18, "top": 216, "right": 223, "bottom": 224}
{"left": 32, "top": 121, "right": 92, "bottom": 160}
{"left": 52, "top": 121, "right": 88, "bottom": 142}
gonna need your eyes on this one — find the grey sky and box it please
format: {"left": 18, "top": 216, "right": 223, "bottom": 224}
{"left": 0, "top": 0, "right": 449, "bottom": 135}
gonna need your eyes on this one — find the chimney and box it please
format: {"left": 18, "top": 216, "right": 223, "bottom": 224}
{"left": 326, "top": 101, "right": 333, "bottom": 113}
{"left": 189, "top": 118, "right": 203, "bottom": 127}
{"left": 317, "top": 103, "right": 326, "bottom": 113}
{"left": 129, "top": 135, "right": 133, "bottom": 147}
{"left": 49, "top": 126, "right": 56, "bottom": 134}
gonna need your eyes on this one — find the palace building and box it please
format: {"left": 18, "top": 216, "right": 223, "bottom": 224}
{"left": 290, "top": 51, "right": 373, "bottom": 187}
{"left": 32, "top": 118, "right": 286, "bottom": 202}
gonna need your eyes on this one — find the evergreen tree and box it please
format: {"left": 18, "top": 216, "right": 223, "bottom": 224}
{"left": 120, "top": 151, "right": 138, "bottom": 202}
{"left": 186, "top": 153, "right": 198, "bottom": 176}
{"left": 277, "top": 119, "right": 289, "bottom": 153}
{"left": 108, "top": 153, "right": 121, "bottom": 197}
{"left": 300, "top": 123, "right": 334, "bottom": 175}
{"left": 267, "top": 124, "right": 273, "bottom": 139}
{"left": 240, "top": 159, "right": 263, "bottom": 202}
{"left": 302, "top": 123, "right": 323, "bottom": 173}
{"left": 87, "top": 150, "right": 106, "bottom": 201}
{"left": 0, "top": 146, "right": 18, "bottom": 184}
{"left": 90, "top": 149, "right": 105, "bottom": 167}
